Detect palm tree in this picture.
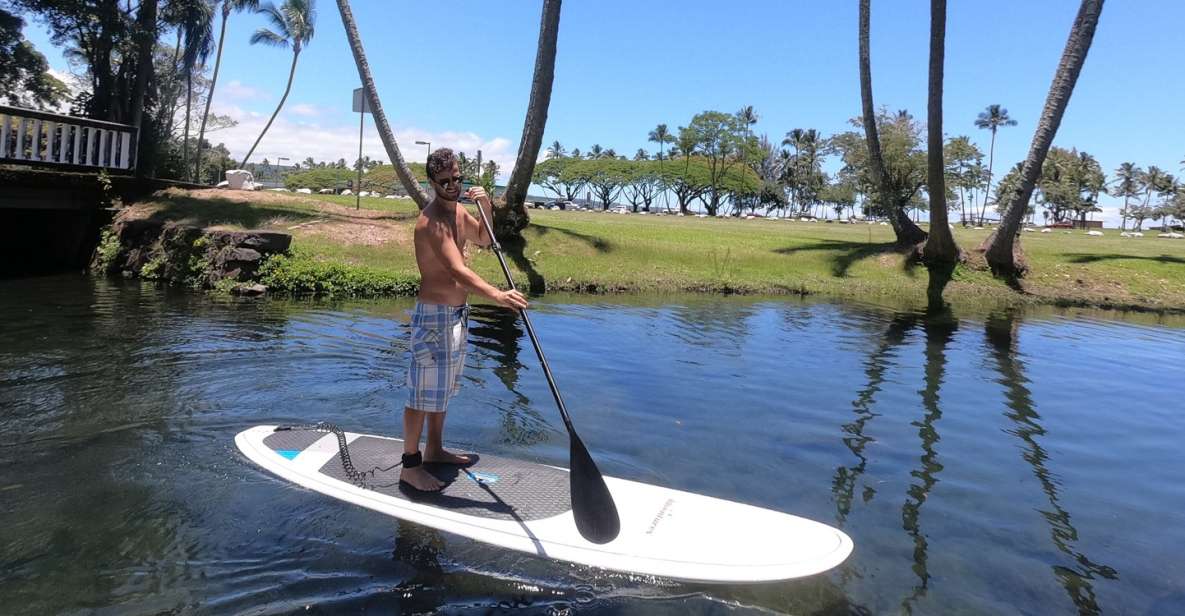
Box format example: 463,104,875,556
983,0,1104,276
240,0,316,168
923,0,958,299
129,0,159,177
175,0,215,179
973,104,1018,225
546,140,566,159
334,0,429,208
502,0,563,238
588,144,604,159
194,0,260,183
1138,166,1166,231
858,0,927,246
1111,162,1141,231
649,124,674,211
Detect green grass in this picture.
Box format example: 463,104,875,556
122,190,1185,311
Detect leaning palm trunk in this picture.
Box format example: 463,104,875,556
982,0,1104,276
241,48,300,168
501,0,563,239
194,7,230,184
335,0,429,208
858,0,927,247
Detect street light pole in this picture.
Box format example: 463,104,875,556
415,140,431,160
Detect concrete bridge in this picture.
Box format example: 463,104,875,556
1,105,142,276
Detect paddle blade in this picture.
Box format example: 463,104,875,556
569,434,620,544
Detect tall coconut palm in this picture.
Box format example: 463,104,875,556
587,144,604,159
648,124,673,161
503,0,563,237
858,0,927,246
983,0,1104,276
334,0,428,208
973,104,1018,225
546,140,566,159
649,124,674,210
194,0,260,183
1111,162,1140,231
176,0,215,178
240,0,316,168
923,0,958,293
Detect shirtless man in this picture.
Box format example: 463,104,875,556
401,148,529,491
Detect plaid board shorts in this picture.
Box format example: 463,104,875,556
406,302,470,412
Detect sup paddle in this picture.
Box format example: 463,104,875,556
468,194,621,544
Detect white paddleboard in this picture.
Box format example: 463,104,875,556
235,425,853,583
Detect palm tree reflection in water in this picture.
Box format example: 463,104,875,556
467,305,553,447
986,312,1117,616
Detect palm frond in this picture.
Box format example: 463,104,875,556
255,2,290,38
250,28,289,48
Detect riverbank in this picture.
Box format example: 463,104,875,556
106,188,1185,312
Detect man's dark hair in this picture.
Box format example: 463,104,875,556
427,148,457,181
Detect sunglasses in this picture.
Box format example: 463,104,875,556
434,175,464,188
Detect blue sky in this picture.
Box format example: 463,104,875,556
21,0,1185,223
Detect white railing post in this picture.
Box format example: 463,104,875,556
119,131,132,170
44,120,55,160
29,119,42,161
73,124,84,165
58,124,69,164
15,117,27,160
0,114,9,159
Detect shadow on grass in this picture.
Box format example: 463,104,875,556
531,224,613,253
142,194,322,228
499,237,547,295
1063,253,1185,265
773,239,897,277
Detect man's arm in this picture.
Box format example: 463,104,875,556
463,188,495,248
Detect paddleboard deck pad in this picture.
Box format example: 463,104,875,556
236,424,853,583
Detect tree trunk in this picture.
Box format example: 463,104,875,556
979,130,997,225
858,0,927,247
241,49,300,167
163,30,183,141
194,6,230,184
923,0,958,265
501,0,563,239
129,0,158,178
335,0,431,208
183,72,192,174
982,0,1104,276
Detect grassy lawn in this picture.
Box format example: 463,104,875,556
121,189,1185,311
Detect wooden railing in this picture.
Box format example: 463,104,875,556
0,105,138,172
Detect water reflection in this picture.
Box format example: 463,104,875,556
985,312,1119,616
466,305,552,447
899,310,956,613
3,275,1182,614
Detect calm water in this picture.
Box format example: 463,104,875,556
1,275,1184,615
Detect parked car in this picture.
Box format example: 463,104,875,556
544,200,570,210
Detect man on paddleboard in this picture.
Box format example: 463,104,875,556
402,148,528,491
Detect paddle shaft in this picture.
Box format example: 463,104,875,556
469,199,576,435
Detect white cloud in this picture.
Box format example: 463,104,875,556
289,103,322,117
208,101,518,180
219,80,270,102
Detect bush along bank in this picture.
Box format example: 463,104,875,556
92,218,292,295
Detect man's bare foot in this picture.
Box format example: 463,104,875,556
399,465,443,492
423,447,473,465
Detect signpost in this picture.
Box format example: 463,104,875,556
352,87,372,210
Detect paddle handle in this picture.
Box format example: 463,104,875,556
470,198,577,435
